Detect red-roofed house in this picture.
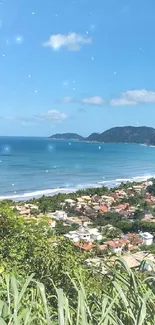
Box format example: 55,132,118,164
125,233,143,246
104,238,129,254
113,203,130,213
99,244,107,251
119,210,131,217
99,204,108,213
74,242,94,251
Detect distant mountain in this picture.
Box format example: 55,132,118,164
86,133,101,142
91,126,155,144
49,126,155,144
148,135,155,146
49,133,84,141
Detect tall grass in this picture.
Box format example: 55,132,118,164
0,258,154,324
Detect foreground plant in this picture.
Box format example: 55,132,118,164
0,258,154,324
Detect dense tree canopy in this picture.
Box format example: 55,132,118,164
0,202,101,301
0,187,155,324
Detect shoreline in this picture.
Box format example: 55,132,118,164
0,174,153,202
49,139,155,147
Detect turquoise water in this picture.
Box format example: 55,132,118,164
0,136,155,200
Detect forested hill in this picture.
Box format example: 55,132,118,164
148,134,155,146
49,126,155,144
87,126,155,143
49,133,84,140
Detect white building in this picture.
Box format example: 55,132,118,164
64,231,80,243
64,199,76,206
107,242,122,254
66,216,91,227
64,226,102,243
53,210,67,220
140,232,154,246
77,227,91,241
111,246,122,254
64,228,90,242
88,228,102,241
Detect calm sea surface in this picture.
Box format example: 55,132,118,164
0,137,155,200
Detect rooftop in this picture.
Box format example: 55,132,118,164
140,232,154,239
105,239,129,248
74,242,94,251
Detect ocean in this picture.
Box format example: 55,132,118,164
0,136,155,201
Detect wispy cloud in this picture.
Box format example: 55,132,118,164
36,110,68,121
60,89,155,108
110,98,136,106
1,110,68,126
110,89,155,106
43,33,92,51
81,96,104,105
60,96,104,105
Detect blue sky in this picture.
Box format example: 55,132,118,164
0,0,155,136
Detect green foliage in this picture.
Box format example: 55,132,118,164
1,181,155,324
30,187,109,213
30,208,39,216
0,259,155,324
0,205,53,275
86,125,155,143
75,186,109,196
0,203,92,300
92,212,122,227
101,225,123,239
133,209,144,220
115,220,155,233
139,243,155,253
117,193,148,208
54,221,71,235
92,210,155,234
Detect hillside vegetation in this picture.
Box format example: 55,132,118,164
49,133,84,140
0,199,155,324
0,261,155,324
50,126,155,144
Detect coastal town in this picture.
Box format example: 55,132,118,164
11,179,155,272
1,0,155,320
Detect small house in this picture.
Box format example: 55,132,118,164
105,240,123,254
74,242,94,251
88,228,102,241
140,232,154,246
53,210,67,220
105,238,130,254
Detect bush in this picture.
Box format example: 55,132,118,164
0,258,155,324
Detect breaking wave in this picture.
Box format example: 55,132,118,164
0,174,154,201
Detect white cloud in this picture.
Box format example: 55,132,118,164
110,89,155,106
110,98,136,106
43,33,92,51
1,110,68,125
125,89,155,103
82,96,104,105
37,110,68,121
60,89,155,108
60,96,104,105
